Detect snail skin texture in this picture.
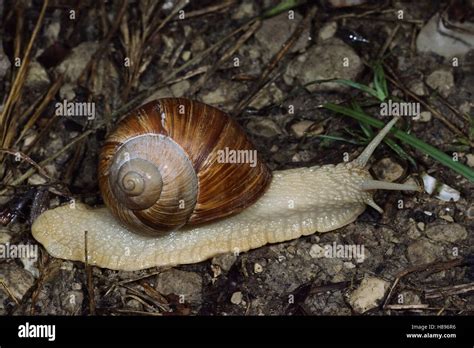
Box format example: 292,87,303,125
32,98,419,271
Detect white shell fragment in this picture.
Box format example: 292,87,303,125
421,173,460,202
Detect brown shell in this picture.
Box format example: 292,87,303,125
99,98,272,235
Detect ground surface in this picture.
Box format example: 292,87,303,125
0,0,472,315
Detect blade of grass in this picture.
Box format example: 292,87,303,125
352,101,374,138
324,102,474,182
372,62,388,101
262,0,306,18
331,79,380,100
383,137,417,167
315,134,362,145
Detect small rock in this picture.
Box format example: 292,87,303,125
0,232,11,244
248,82,283,110
230,291,243,305
255,12,310,60
467,206,474,219
439,214,454,222
284,38,363,93
413,111,432,122
25,61,50,92
319,21,338,40
28,173,48,185
426,69,454,98
181,50,191,61
425,223,467,243
416,14,474,59
200,79,245,106
56,41,99,83
459,102,471,115
348,276,390,314
231,2,256,20
254,263,263,273
417,222,425,231
44,19,61,46
156,269,202,303
291,120,313,138
407,238,442,265
309,244,325,258
343,261,356,269
246,118,282,138
408,81,427,96
191,36,206,53
60,290,83,314
466,154,474,168
372,158,404,182
291,153,301,162
59,83,76,100
126,298,143,311
170,80,190,97
212,253,237,272
291,120,323,138
398,290,422,305
0,264,35,311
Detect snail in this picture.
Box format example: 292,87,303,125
32,98,419,271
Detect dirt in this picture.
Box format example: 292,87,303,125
0,0,472,316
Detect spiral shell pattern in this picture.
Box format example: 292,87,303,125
99,98,272,235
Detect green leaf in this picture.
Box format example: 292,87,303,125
324,102,474,182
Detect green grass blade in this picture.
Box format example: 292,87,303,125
262,0,306,18
315,134,362,145
372,62,388,101
383,137,417,167
324,102,474,182
331,79,380,99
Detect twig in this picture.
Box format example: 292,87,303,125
0,0,49,148
0,148,53,181
114,309,163,316
177,0,235,20
425,282,474,299
383,63,469,142
385,304,429,310
233,6,317,115
112,17,261,119
78,0,128,85
383,258,468,309
14,74,65,147
377,23,400,59
0,280,21,306
188,19,262,95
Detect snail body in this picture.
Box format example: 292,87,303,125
32,98,418,271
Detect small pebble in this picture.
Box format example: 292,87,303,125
230,291,243,305
439,214,454,222
254,263,263,273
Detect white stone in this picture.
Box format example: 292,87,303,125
348,276,390,313
231,291,243,305
309,244,325,258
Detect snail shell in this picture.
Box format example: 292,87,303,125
99,98,272,235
